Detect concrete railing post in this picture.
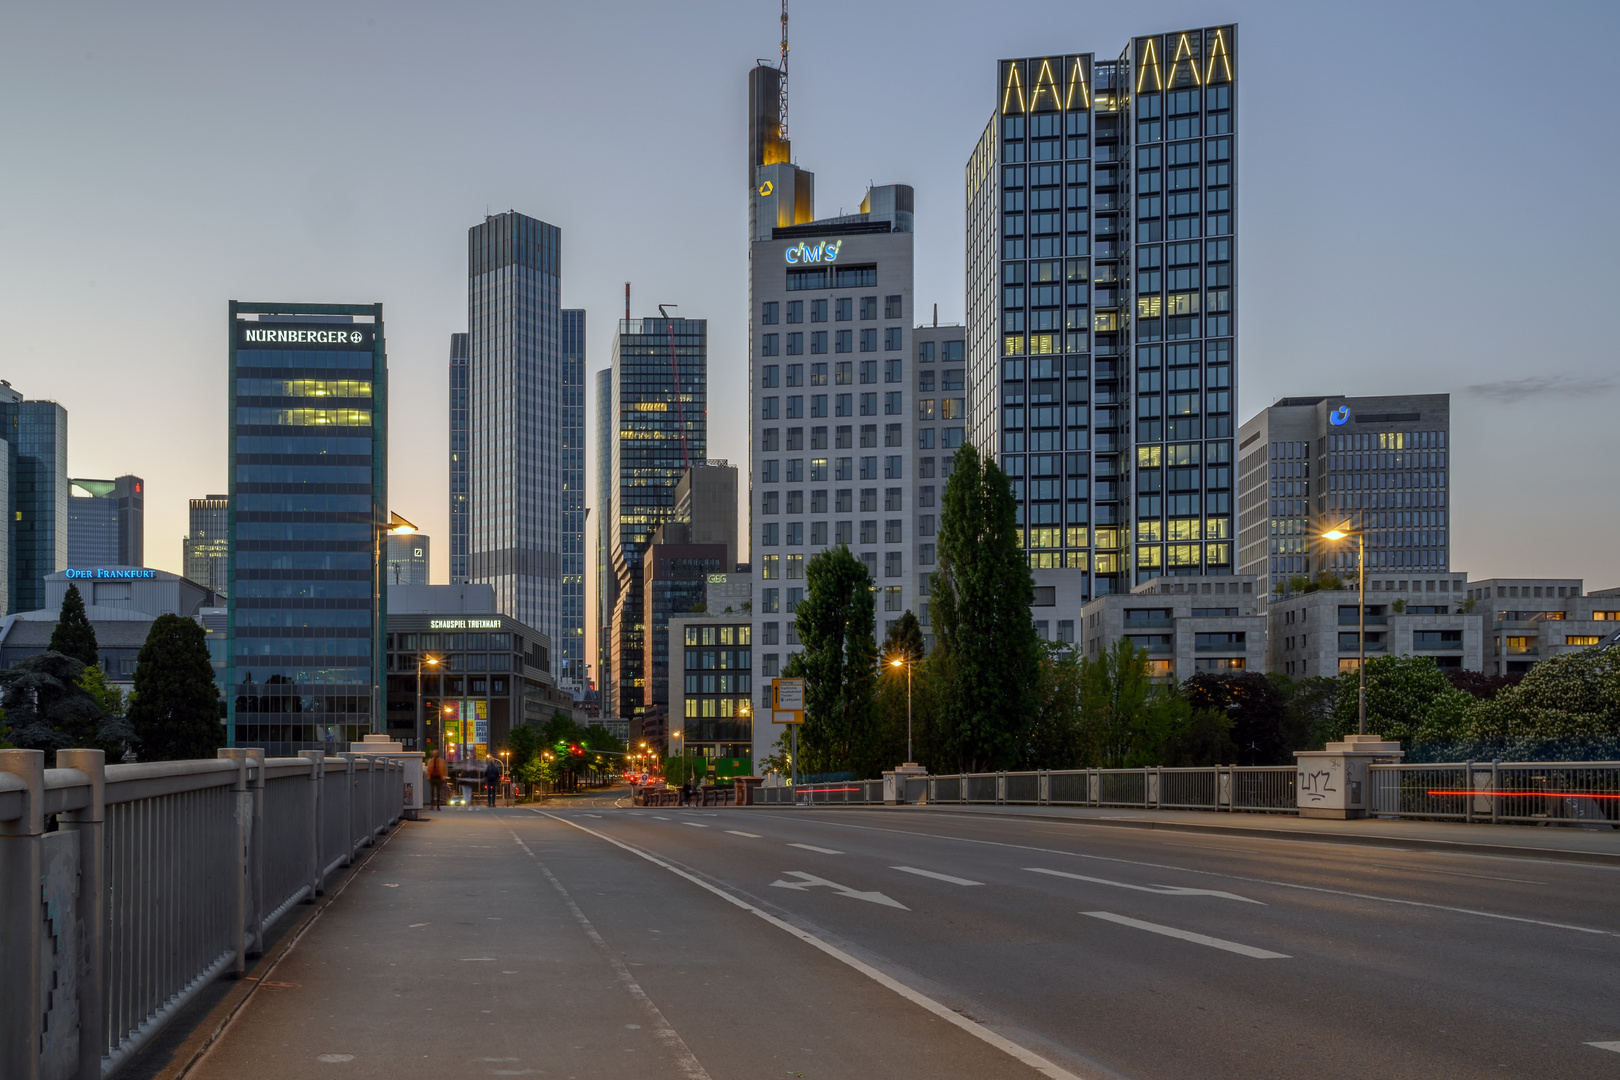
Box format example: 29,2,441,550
299,751,325,895
341,754,357,863
0,749,46,1080
246,749,266,955
56,750,106,1080
218,748,252,976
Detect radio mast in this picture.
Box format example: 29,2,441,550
778,0,789,143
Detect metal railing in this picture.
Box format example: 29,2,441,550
0,747,405,1080
1369,761,1620,825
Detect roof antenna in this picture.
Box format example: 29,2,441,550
933,303,938,327
778,0,789,142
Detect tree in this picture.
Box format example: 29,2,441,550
932,443,1041,771
1080,638,1160,767
48,583,99,667
126,614,223,761
1027,640,1095,768
1327,654,1472,745
1184,672,1301,765
793,546,879,777
1464,647,1620,758
0,651,132,762
78,663,127,721
875,612,926,766
1270,673,1341,751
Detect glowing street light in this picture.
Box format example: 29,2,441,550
1320,522,1367,735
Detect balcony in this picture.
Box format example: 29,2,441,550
1339,614,1388,626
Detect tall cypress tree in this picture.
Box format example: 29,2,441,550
794,545,878,777
932,443,1040,771
48,583,100,667
127,614,223,761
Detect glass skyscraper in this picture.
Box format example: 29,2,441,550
0,380,68,615
595,365,613,703
559,309,587,691
67,475,143,567
184,494,230,596
967,26,1238,610
226,302,388,754
448,332,469,585
607,316,707,721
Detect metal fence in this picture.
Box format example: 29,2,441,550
1369,761,1620,825
0,747,405,1080
784,766,1299,812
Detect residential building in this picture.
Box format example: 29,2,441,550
67,475,143,568
226,303,387,755
386,530,430,586
910,322,968,649
1267,572,1479,678
183,494,230,598
1237,394,1451,600
966,29,1240,639
1464,578,1620,675
748,59,918,712
559,309,587,694
607,315,708,725
1080,574,1264,680
1,379,69,616
668,613,755,763
448,333,469,584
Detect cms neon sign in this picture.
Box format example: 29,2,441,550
784,240,842,265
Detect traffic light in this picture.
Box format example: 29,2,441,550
569,744,584,757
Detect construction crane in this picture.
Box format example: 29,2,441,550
657,304,689,472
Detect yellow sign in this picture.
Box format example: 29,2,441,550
771,678,805,725
758,180,774,197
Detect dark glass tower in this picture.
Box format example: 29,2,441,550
0,381,68,615
607,316,707,721
226,302,387,755
184,494,230,596
448,332,469,585
967,26,1238,604
559,309,587,692
68,475,143,567
595,365,613,705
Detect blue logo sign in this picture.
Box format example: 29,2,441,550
1329,406,1350,426
65,568,157,580
785,240,842,265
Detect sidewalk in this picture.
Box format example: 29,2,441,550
784,802,1620,865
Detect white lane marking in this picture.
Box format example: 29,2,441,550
458,957,496,961
1369,863,1544,885
1587,1041,1620,1053
892,866,984,886
585,813,604,818
770,870,909,909
1081,911,1290,959
507,828,712,1080
1027,867,1262,904
788,842,844,854
806,819,1620,939
652,816,670,820
538,812,1101,1080
726,830,762,838
682,822,710,828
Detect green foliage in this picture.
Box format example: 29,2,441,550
126,614,223,761
1026,641,1097,768
1076,639,1231,767
932,443,1040,771
48,583,99,667
1184,672,1307,765
875,612,926,765
506,723,541,775
0,651,133,762
1328,654,1472,744
78,664,127,719
794,545,879,776
1267,673,1341,751
1464,647,1620,752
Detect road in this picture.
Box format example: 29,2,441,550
190,797,1620,1080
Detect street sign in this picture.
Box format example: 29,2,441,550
772,678,805,725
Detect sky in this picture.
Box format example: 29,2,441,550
3,0,1618,634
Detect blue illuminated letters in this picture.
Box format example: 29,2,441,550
784,240,843,265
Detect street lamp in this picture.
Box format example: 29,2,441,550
415,654,441,756
1321,524,1367,736
887,654,915,764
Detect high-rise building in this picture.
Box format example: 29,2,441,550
966,28,1239,626
448,332,469,584
0,379,69,615
909,322,968,648
183,494,230,597
595,365,613,702
607,316,708,722
747,59,919,702
464,212,583,698
226,303,388,755
559,309,587,693
68,475,143,567
674,461,739,570
1236,393,1451,599
386,530,430,585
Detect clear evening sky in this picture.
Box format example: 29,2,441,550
3,1,1616,618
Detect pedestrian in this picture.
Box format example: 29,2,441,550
427,754,448,811
680,779,693,807
484,757,501,808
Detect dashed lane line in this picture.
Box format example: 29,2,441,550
788,842,844,855
726,830,762,838
892,866,984,886
1080,911,1290,960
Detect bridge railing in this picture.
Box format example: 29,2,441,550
0,747,404,1080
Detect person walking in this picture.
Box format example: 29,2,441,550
484,757,501,808
680,779,693,807
427,753,448,811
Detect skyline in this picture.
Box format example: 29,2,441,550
4,0,1618,604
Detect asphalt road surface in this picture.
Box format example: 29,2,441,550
190,799,1620,1080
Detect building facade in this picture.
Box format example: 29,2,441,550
607,316,708,723
668,613,755,763
1237,394,1451,600
641,524,728,734
226,303,388,755
386,531,430,585
1267,572,1479,678
595,365,613,703
184,494,230,598
67,475,143,568
1080,574,1264,679
1464,578,1620,676
448,332,469,584
1,380,69,616
909,323,968,648
966,28,1240,629
559,309,587,693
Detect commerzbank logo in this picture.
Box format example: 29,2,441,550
784,240,842,265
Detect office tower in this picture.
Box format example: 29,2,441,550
183,494,230,597
0,379,69,615
448,332,469,584
465,212,582,695
1237,393,1451,599
674,461,739,570
386,530,430,585
607,315,708,722
559,309,587,692
68,475,144,567
641,523,728,744
595,365,613,704
226,302,387,755
909,322,967,646
966,27,1239,620
748,58,919,699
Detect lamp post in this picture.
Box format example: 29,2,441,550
888,655,914,763
1321,525,1367,736
415,654,441,755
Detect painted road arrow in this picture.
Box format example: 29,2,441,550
770,871,910,909
1026,867,1263,904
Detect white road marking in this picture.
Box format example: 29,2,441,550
539,812,1099,1080
682,822,710,828
892,866,984,886
726,830,762,838
1081,911,1290,959
770,871,909,909
652,816,670,821
457,957,497,961
1027,867,1262,904
1588,1042,1620,1053
585,813,604,818
788,842,844,854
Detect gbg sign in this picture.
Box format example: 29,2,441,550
784,240,843,265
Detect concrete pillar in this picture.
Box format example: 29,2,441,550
56,750,106,1080
0,749,46,1080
